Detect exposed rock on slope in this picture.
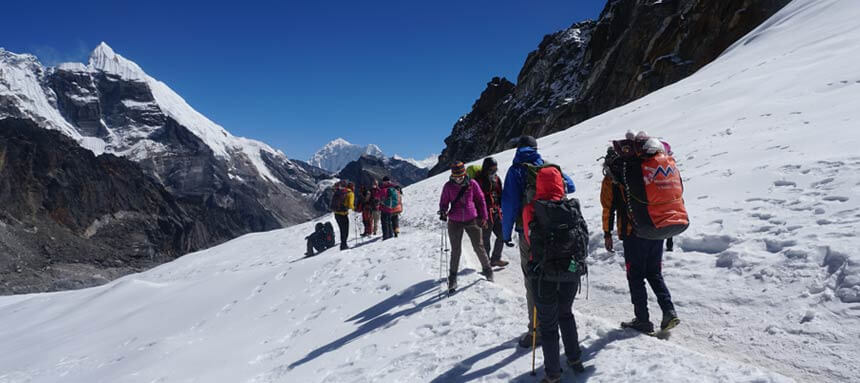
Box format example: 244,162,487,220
430,0,790,175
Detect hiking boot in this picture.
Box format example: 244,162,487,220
567,358,585,373
518,332,541,348
661,310,680,331
621,318,654,334
480,268,494,282
340,244,349,251
491,259,509,267
539,374,561,383
447,279,458,294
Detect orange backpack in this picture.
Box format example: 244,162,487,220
613,140,689,240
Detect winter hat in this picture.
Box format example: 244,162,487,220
635,131,650,142
625,130,636,140
382,176,390,182
643,138,665,155
450,162,466,177
517,135,538,149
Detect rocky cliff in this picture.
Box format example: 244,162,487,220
430,0,790,175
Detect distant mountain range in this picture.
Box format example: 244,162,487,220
309,138,436,173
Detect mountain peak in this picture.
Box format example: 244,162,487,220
88,42,145,81
310,139,386,173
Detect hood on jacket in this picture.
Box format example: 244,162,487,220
512,146,543,166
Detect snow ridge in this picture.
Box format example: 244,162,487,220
309,138,386,172
1,42,289,183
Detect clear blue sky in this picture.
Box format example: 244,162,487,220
2,0,606,160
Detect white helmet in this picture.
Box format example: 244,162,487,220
635,131,650,142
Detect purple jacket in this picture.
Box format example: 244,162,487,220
439,179,488,223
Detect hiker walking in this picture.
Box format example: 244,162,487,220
476,157,509,267
601,131,685,334
377,176,401,240
524,163,587,382
501,135,576,348
439,162,494,292
331,180,355,250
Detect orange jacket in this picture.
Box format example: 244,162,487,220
600,175,633,240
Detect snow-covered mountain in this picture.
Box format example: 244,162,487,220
308,138,384,172
1,0,858,381
0,43,331,292
393,153,438,170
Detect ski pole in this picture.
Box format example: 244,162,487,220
531,309,538,376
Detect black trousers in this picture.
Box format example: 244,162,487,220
623,236,675,321
482,212,504,262
381,211,393,239
532,278,582,376
334,214,349,249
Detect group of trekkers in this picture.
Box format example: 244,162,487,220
305,176,404,257
305,130,688,382
438,132,688,383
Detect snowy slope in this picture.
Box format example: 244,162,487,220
2,0,860,382
309,138,385,172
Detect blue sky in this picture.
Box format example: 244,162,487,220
2,0,605,160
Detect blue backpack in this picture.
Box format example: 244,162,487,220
384,186,399,209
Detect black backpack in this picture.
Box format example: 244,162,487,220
528,197,589,282
324,222,336,247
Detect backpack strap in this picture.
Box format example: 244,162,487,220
449,179,471,210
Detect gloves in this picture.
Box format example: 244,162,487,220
439,211,447,222
480,219,488,228
604,232,615,253
505,241,515,248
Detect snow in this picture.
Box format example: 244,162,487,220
2,0,860,381
393,153,438,169
309,138,386,172
0,49,82,139
88,42,146,82
2,42,291,184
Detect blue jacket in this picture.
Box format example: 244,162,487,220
501,147,575,241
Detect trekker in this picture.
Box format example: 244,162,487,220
369,180,381,235
391,184,404,237
476,157,508,267
331,180,355,250
358,184,375,237
525,164,587,382
305,222,335,257
377,176,401,240
601,131,682,334
501,135,576,348
439,162,494,292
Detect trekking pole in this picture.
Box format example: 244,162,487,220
439,222,445,295
531,309,538,376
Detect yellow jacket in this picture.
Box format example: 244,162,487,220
333,189,355,216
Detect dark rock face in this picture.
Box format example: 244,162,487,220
430,0,790,175
0,118,194,294
337,155,428,188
